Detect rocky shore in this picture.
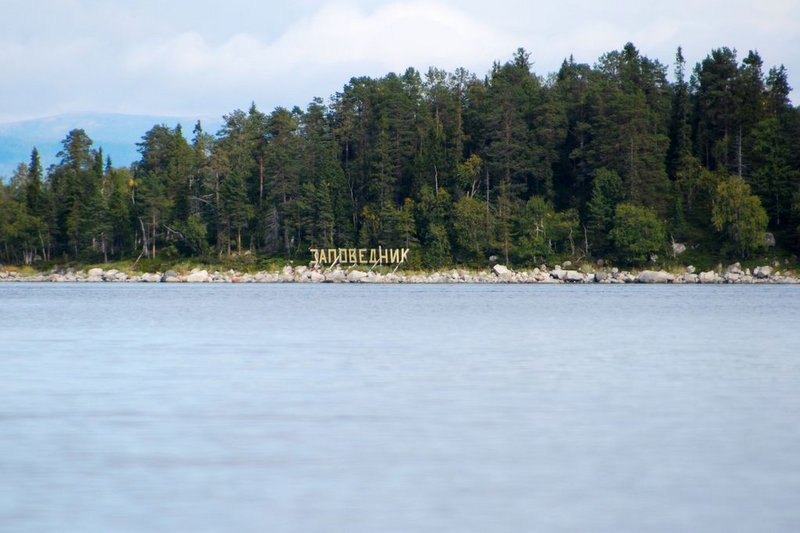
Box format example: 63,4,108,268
1,262,797,284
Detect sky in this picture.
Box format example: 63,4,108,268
1,0,798,123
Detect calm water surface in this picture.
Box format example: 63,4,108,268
1,283,799,532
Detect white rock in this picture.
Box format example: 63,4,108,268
699,271,718,284
88,268,103,277
347,270,367,282
492,264,511,277
726,262,743,274
325,269,347,283
637,270,674,283
754,266,772,279
186,270,210,283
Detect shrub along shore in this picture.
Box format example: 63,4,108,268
1,262,797,284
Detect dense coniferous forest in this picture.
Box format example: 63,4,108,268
1,44,798,268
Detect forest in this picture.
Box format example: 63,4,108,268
1,43,798,269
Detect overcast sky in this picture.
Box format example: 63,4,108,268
1,0,798,123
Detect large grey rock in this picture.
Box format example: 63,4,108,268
672,242,687,255
594,272,608,282
282,265,294,277
163,270,180,282
764,232,776,247
309,271,325,283
325,269,347,283
492,264,512,277
699,271,718,284
88,267,103,277
725,272,741,283
682,273,699,284
186,270,210,283
726,262,743,274
563,270,584,283
102,269,119,281
637,270,674,283
140,272,161,282
347,270,367,282
754,266,772,279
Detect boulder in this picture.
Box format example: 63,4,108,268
699,271,718,284
636,270,674,283
725,272,741,283
726,262,743,274
563,270,584,283
686,265,696,274
325,269,347,283
672,242,687,255
140,272,161,282
594,272,608,283
754,266,772,279
347,270,367,282
682,273,699,284
101,269,119,281
186,270,210,283
88,267,103,277
492,264,512,277
550,268,567,281
764,232,776,247
163,270,180,282
309,271,325,283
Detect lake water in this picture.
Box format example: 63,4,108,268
1,283,799,532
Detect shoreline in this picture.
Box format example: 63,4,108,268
1,263,797,284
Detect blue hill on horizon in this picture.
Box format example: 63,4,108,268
0,112,222,179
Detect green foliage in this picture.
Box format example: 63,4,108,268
1,44,798,268
711,175,769,257
515,196,579,264
586,168,624,254
452,196,490,260
610,203,667,263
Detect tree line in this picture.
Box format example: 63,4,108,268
1,43,798,268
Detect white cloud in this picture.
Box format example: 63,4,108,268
0,0,798,122
121,2,514,86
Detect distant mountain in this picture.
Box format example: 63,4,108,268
0,112,221,178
